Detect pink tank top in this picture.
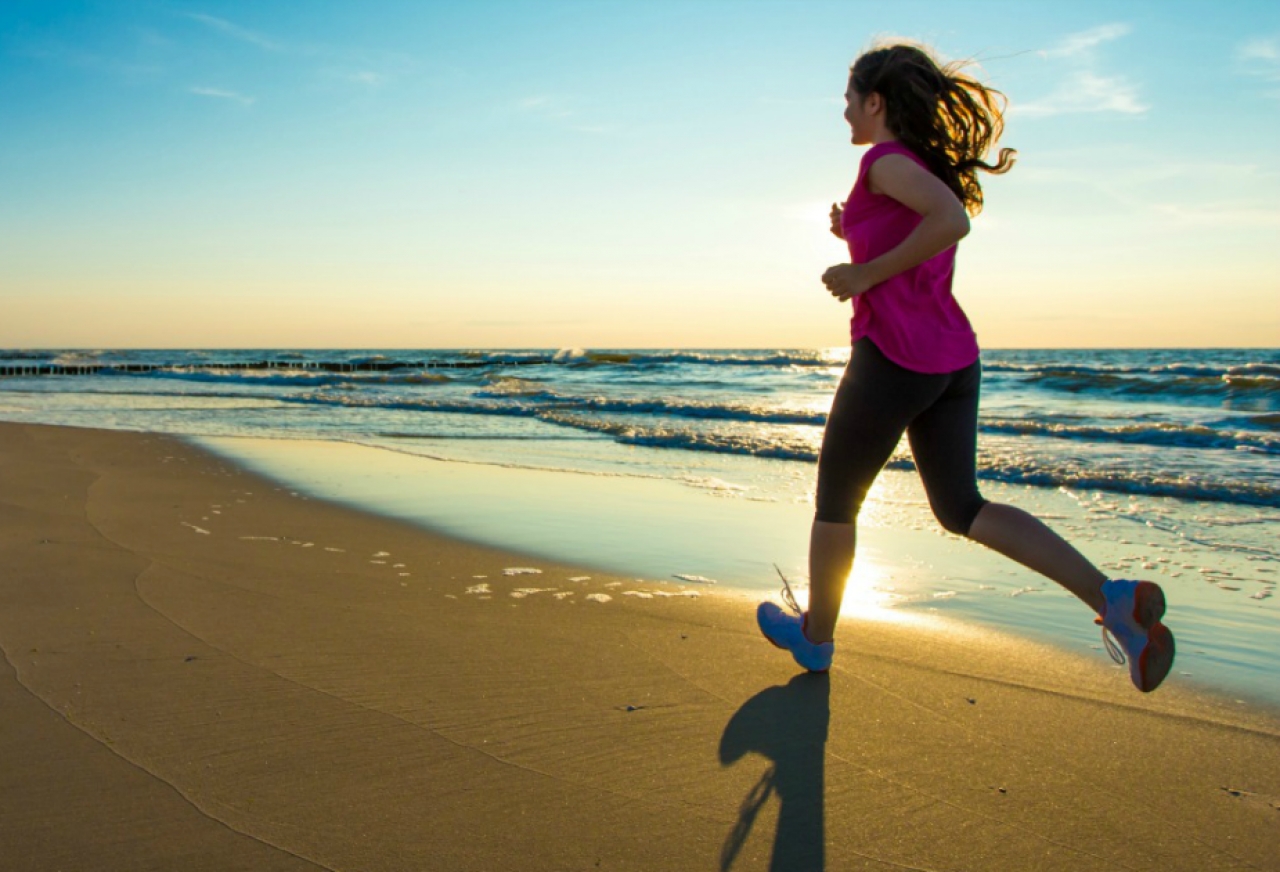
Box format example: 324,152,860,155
840,140,980,374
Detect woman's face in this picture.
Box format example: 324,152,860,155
843,84,880,145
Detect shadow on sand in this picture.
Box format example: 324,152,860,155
719,672,830,871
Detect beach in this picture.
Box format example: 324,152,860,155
2,420,1278,871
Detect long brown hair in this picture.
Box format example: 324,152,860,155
850,42,1015,215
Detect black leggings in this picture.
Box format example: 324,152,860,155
814,338,987,534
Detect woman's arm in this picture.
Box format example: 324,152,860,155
823,154,970,302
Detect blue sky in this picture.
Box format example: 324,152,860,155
2,0,1278,348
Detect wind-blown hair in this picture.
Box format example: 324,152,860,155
850,42,1016,215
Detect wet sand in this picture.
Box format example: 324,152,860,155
2,422,1277,871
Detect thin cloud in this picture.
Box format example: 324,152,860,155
1238,37,1279,62
189,86,255,105
1020,24,1146,118
1152,202,1280,228
349,71,385,86
517,95,573,119
185,12,282,51
1237,36,1280,92
1039,23,1131,59
1017,71,1147,117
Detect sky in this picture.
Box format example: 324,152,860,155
2,0,1278,349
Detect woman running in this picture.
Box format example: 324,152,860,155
757,42,1175,693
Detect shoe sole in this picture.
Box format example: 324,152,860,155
1133,582,1175,693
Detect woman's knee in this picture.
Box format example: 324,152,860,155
931,495,987,537
814,492,865,525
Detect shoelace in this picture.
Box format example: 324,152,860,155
1096,615,1126,665
773,564,802,615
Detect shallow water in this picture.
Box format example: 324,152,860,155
3,346,1277,705
197,434,1279,709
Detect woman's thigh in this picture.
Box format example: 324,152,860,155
815,340,948,523
906,359,986,534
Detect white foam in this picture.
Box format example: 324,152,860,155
373,551,391,557
503,567,543,576
324,547,345,552
181,522,211,535
239,535,279,541
567,575,591,582
553,591,575,599
622,590,653,599
510,587,556,598
933,591,957,599
465,583,491,595
586,593,612,603
672,574,717,585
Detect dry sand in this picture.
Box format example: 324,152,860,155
1,422,1277,871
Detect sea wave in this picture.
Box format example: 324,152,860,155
1021,369,1280,405
290,388,827,427
981,418,1280,454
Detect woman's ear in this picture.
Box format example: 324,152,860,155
864,91,884,118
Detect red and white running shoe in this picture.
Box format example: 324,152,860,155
1098,579,1176,693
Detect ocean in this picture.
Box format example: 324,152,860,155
2,347,1277,703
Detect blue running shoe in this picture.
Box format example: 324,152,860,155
756,567,833,673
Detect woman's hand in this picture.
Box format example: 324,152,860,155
829,202,845,240
822,263,874,302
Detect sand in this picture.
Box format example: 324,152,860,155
1,422,1277,872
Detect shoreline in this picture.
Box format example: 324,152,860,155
194,431,1280,709
2,421,1278,870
